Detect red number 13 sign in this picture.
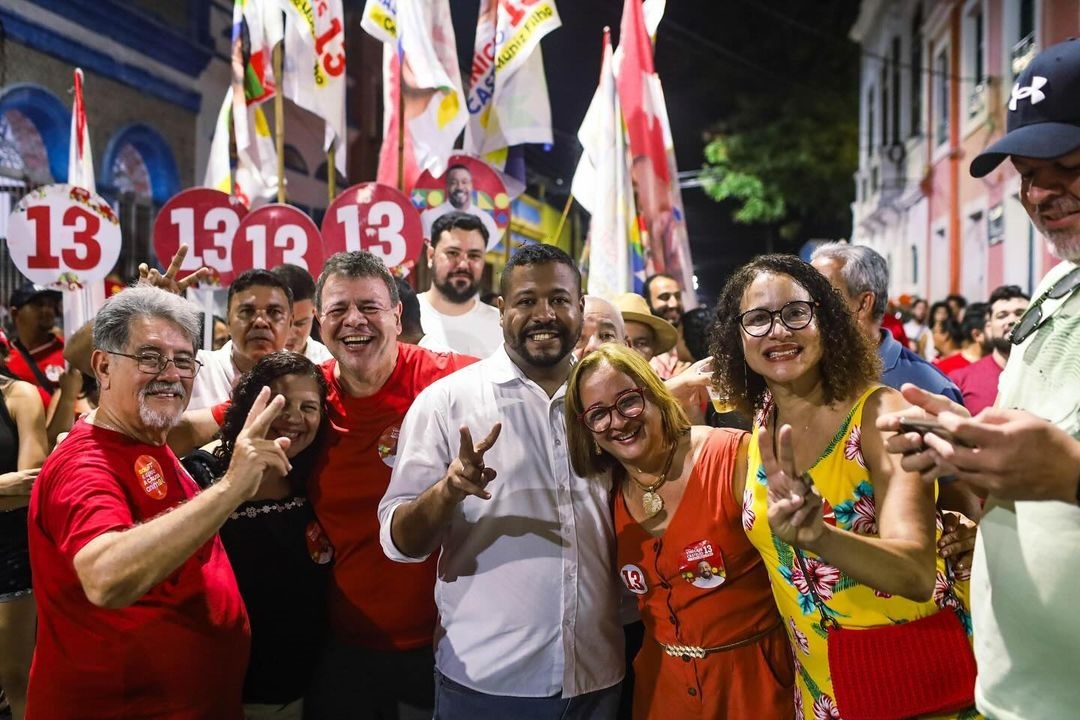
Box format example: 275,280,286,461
5,184,122,284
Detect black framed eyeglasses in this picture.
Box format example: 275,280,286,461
1009,266,1080,346
579,387,646,433
105,350,202,378
736,300,820,337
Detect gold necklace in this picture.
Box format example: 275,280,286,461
629,432,684,519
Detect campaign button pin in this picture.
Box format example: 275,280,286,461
135,455,168,500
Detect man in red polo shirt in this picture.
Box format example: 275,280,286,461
304,252,475,720
27,285,291,719
6,283,65,402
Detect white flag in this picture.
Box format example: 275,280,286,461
464,0,560,167
279,0,347,177
65,67,104,335
204,88,234,193
572,34,636,299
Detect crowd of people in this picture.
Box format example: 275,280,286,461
1,39,1079,720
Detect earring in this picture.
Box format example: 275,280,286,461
593,440,602,456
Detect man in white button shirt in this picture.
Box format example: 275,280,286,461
417,212,502,357
379,244,623,719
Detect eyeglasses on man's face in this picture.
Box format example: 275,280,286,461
105,350,202,379
736,300,819,337
579,387,646,433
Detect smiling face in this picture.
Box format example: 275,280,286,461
97,315,195,434
429,227,486,303
1014,147,1080,262
647,276,684,325
446,167,474,210
739,272,823,386
267,372,322,459
577,361,663,468
319,273,402,385
500,262,583,371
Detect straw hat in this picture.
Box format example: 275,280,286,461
613,293,678,354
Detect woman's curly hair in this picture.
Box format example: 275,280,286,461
215,351,328,494
708,254,881,417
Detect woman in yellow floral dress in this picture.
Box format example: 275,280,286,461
709,255,977,720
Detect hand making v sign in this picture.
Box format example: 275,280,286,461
443,423,502,502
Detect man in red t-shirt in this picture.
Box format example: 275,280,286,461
6,283,65,403
27,285,293,720
304,252,475,719
952,286,1030,415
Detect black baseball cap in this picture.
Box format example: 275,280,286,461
10,283,61,309
970,39,1080,178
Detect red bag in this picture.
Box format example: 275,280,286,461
794,550,976,720
826,607,976,720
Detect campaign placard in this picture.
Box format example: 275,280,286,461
5,184,122,284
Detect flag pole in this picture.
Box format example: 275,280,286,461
328,145,336,202
396,54,406,192
552,193,574,244
503,213,511,266
273,38,286,203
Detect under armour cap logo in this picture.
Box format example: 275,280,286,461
1009,76,1048,110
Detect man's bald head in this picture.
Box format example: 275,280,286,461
574,295,628,360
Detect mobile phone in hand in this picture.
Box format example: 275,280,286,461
897,417,959,444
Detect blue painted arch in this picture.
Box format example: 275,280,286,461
100,123,180,205
0,83,70,183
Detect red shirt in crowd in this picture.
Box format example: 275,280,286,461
27,420,250,720
934,352,973,376
310,344,475,650
7,335,64,404
950,354,1005,416
881,313,910,347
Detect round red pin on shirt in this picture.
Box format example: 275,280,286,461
135,455,168,500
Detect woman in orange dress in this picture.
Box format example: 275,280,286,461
566,344,794,720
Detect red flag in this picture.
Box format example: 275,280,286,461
68,68,95,192
616,0,669,186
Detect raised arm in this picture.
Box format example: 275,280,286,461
387,423,501,559
765,388,937,602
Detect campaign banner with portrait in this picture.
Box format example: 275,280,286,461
410,154,509,252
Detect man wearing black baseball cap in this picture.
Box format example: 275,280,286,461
880,39,1080,720
7,283,64,401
